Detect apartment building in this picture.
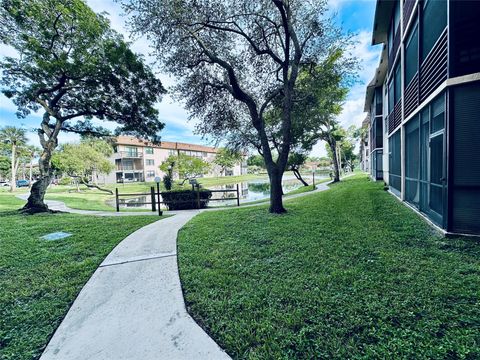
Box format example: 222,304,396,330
365,0,480,235
105,136,247,184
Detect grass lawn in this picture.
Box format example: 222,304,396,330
178,175,480,359
0,195,160,360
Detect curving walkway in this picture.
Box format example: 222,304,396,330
40,212,230,360
38,181,333,359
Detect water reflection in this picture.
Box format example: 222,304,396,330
113,175,326,209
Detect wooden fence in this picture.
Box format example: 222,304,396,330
115,184,240,215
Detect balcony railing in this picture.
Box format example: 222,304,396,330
116,151,143,158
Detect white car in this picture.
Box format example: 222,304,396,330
0,181,10,187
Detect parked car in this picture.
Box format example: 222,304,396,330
16,179,30,187
0,181,10,187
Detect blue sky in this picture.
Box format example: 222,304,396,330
0,0,382,157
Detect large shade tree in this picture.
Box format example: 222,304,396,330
123,0,353,213
0,0,165,212
0,126,28,191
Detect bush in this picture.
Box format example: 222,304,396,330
163,174,172,190
161,189,212,210
58,177,73,186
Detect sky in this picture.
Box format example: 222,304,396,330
0,0,383,157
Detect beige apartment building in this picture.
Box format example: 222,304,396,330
104,136,246,184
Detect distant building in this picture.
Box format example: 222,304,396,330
359,117,371,174
105,136,247,184
365,0,480,235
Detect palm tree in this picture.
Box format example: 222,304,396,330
0,126,28,191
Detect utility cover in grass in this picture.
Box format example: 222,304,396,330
41,232,73,241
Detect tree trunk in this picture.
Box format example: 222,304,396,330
22,149,52,213
80,178,113,194
329,140,340,182
10,143,16,192
268,167,286,214
292,168,309,186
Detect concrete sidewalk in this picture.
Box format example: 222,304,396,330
38,181,335,359
40,213,230,360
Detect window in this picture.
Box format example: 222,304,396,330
145,147,154,154
146,170,155,178
431,94,445,134
375,87,383,115
421,0,447,61
146,159,155,166
388,80,394,114
388,1,401,55
125,146,138,157
405,23,418,86
122,160,134,171
394,63,401,103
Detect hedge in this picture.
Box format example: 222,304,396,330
161,189,212,210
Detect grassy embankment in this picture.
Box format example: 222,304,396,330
178,175,480,359
0,193,160,360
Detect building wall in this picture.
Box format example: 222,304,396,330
366,0,480,234
105,138,246,184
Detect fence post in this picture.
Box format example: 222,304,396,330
115,188,119,212
236,184,240,207
313,172,315,188
157,182,163,216
196,185,201,209
151,186,156,212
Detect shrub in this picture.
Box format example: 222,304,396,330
163,174,172,190
161,189,212,210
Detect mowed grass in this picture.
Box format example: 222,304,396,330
178,175,480,359
0,195,160,360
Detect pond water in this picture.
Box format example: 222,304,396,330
113,175,327,209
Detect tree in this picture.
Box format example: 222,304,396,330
160,154,210,185
51,139,114,193
285,51,353,183
287,151,309,186
123,0,353,213
247,154,266,169
213,148,242,175
0,126,28,191
0,0,166,212
0,155,10,180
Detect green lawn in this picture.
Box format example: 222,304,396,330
178,175,480,359
0,196,160,360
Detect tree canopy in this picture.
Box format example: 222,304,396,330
160,153,210,185
52,138,114,193
213,148,242,175
123,0,356,213
0,0,166,211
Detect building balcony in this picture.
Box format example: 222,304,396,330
115,151,143,159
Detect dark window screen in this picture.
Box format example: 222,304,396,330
405,23,418,86
389,130,402,193
421,0,447,61
394,64,402,103
452,82,480,234
405,116,420,206
431,94,445,133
